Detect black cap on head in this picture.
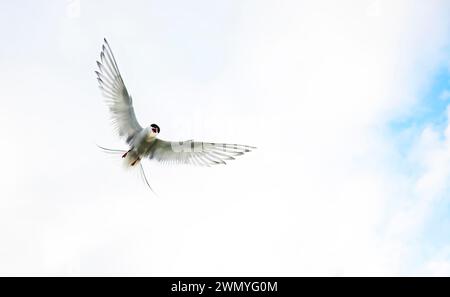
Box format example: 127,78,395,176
150,123,160,133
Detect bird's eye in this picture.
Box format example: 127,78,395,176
152,128,157,133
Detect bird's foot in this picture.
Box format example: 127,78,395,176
131,158,140,166
122,148,133,158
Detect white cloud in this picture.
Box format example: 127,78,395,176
423,249,450,276
0,0,449,275
383,106,450,259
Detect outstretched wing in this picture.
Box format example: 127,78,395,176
95,38,142,143
147,139,256,166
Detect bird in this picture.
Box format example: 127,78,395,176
95,38,256,191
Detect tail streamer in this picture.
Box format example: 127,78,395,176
139,163,157,195
97,144,156,194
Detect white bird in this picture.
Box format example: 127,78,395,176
95,39,255,191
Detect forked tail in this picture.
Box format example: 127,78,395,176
96,145,156,194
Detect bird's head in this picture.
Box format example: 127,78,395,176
148,123,160,138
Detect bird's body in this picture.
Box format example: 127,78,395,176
121,128,158,167
95,38,255,190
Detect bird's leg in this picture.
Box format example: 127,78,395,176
122,147,133,158
131,157,140,166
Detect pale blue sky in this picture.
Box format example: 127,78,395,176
389,65,450,273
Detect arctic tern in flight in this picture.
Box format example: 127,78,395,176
95,39,255,191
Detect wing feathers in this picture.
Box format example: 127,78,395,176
96,39,142,142
148,139,255,167
104,39,122,75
